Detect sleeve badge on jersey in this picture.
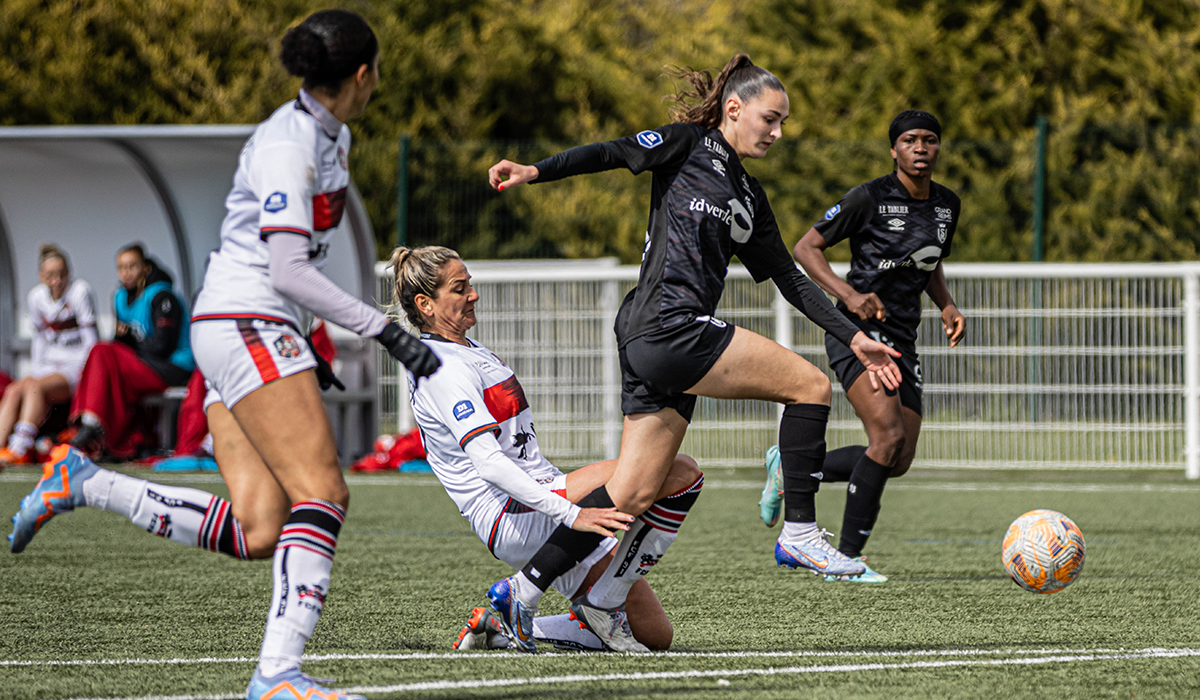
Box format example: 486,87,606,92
453,400,475,421
264,192,288,213
273,334,302,359
824,204,841,220
636,130,663,149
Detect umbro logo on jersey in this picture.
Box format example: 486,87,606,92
712,159,726,176
636,130,663,149
264,192,288,213
887,218,906,231
824,204,841,220
453,400,475,421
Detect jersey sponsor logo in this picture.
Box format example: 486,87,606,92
273,334,302,359
879,246,942,272
879,204,908,215
689,197,732,224
636,130,663,149
824,204,841,220
704,137,729,161
453,400,475,421
935,206,953,221
886,218,906,231
483,375,530,423
909,245,943,271
711,158,726,176
264,191,288,213
312,187,347,231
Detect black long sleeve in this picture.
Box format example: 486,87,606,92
138,290,181,360
531,124,698,183
773,266,861,348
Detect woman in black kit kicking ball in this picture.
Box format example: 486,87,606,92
482,54,903,652
760,110,966,583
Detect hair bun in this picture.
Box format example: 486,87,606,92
280,25,331,80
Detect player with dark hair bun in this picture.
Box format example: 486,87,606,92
8,10,435,700
483,54,902,651
758,109,965,583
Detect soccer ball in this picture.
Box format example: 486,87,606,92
1001,509,1085,594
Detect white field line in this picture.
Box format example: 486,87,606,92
49,647,1200,700
0,645,1150,668
5,472,1200,493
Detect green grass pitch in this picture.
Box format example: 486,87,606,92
1,467,1199,699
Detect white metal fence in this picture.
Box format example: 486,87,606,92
375,260,1200,477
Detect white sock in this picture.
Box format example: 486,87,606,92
780,520,819,543
513,571,544,608
586,475,703,610
532,613,603,650
8,421,37,456
258,500,345,678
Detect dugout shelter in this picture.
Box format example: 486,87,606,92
0,125,379,456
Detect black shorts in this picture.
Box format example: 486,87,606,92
825,332,924,416
618,315,736,422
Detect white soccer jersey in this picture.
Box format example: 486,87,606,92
410,335,566,524
193,89,352,330
27,279,97,382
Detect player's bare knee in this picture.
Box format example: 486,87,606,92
871,424,906,466
660,454,701,498
890,453,915,478
638,621,673,650
243,528,280,559
785,372,832,405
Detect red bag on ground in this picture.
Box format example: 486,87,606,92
350,427,425,472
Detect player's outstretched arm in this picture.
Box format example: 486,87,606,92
488,160,539,191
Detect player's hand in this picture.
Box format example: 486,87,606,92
849,331,902,391
845,291,886,322
376,321,441,381
570,507,635,538
488,160,539,191
114,322,130,337
942,304,966,348
306,335,344,391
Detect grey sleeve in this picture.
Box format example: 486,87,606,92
266,232,389,337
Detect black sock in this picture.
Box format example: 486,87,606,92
821,445,866,483
520,485,613,591
839,452,890,557
779,403,829,524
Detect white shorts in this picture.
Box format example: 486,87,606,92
29,358,85,390
470,474,617,599
191,317,316,410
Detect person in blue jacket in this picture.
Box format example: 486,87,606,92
68,243,194,458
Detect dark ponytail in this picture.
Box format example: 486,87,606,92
668,54,785,129
281,10,378,91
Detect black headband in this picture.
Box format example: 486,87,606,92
889,111,941,145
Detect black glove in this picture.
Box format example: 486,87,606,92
305,334,345,391
377,321,441,381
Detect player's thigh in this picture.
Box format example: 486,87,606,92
565,460,617,501
32,373,72,404
687,326,830,405
604,410,689,515
207,401,290,556
567,454,699,503
891,407,923,477
228,369,347,507
845,369,907,444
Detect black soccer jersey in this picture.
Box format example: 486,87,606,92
813,173,961,349
533,123,797,346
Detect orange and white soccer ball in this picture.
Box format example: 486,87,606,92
1001,509,1086,594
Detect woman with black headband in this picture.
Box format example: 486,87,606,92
484,54,902,651
759,109,966,583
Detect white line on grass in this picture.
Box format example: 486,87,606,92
42,647,1200,700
